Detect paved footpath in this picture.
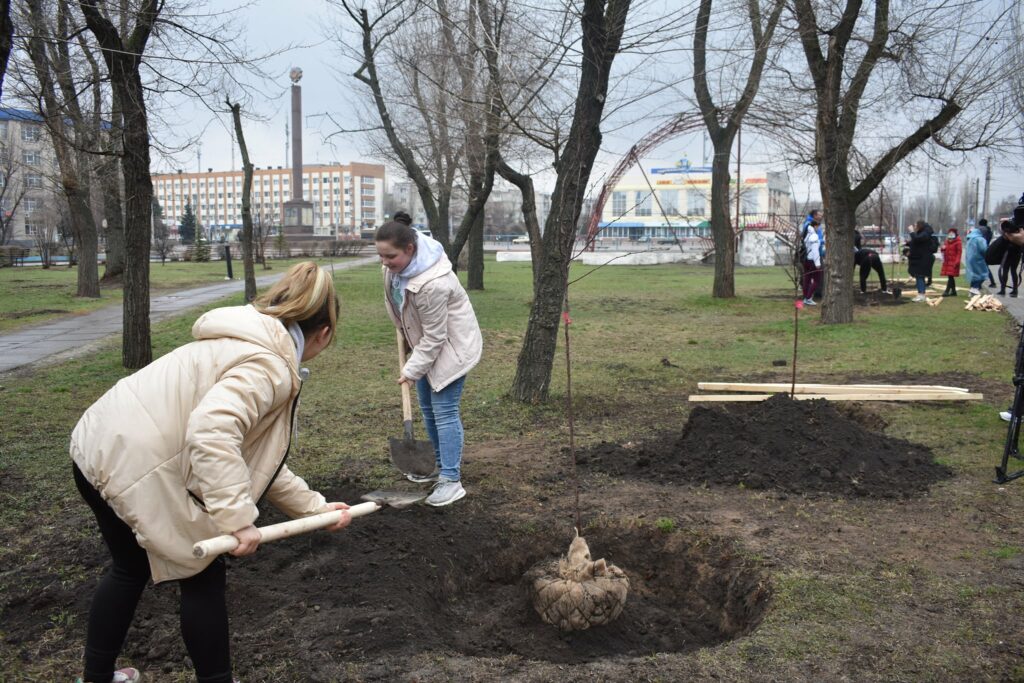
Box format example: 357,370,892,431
993,291,1024,325
0,256,377,373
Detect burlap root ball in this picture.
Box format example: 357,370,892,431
525,534,629,632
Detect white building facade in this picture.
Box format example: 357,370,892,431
153,161,385,240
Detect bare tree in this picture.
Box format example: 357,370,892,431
0,0,12,100
331,0,502,290
509,0,631,403
0,150,26,244
227,97,256,302
693,0,784,298
79,0,160,368
23,0,102,297
30,203,56,267
785,0,1016,324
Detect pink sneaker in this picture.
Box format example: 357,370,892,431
112,668,141,683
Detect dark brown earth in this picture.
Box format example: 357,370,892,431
578,395,952,498
1,482,770,680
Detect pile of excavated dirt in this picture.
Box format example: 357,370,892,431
579,395,952,498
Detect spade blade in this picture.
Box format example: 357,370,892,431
389,436,436,476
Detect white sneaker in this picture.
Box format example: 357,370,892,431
1001,411,1012,422
425,479,466,507
803,298,816,306
969,288,980,296
912,294,926,302
113,669,141,683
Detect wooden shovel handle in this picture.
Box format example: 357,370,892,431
397,328,414,426
192,501,380,559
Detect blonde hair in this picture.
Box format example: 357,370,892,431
253,261,339,344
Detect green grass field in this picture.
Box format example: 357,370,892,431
0,257,347,332
2,259,1023,680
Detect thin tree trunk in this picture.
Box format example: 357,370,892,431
81,0,158,369
0,0,12,100
100,155,125,281
229,101,257,302
25,0,100,297
510,0,631,403
496,154,542,289
709,138,736,297
468,206,484,290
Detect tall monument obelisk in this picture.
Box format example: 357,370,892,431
282,67,315,241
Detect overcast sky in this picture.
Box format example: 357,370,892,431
160,0,1023,218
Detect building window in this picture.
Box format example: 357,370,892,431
24,220,39,235
22,150,41,165
740,192,758,214
687,190,706,216
634,191,652,217
611,191,627,217
658,190,680,216
21,124,41,142
24,198,40,214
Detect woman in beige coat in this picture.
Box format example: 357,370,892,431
375,216,482,507
71,262,351,683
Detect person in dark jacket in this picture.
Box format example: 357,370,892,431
904,220,935,301
978,218,996,286
987,221,1024,297
853,230,887,293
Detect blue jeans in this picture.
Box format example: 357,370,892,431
415,375,466,481
915,276,926,294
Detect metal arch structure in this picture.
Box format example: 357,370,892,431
584,112,707,250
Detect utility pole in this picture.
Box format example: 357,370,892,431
898,177,905,240
974,178,980,223
735,125,741,231
982,156,992,219
285,117,289,169
197,142,202,173
924,160,930,222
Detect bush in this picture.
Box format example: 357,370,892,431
0,245,30,267
320,239,370,257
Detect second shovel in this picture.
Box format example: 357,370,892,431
389,329,437,476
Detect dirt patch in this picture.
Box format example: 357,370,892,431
1,491,770,678
578,395,951,498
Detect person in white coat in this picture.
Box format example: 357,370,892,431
375,217,483,506
71,262,352,683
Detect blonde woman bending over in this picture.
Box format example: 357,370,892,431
70,262,351,683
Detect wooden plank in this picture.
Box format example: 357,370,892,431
689,393,983,402
697,382,970,394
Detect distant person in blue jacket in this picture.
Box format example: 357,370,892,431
964,225,990,296
978,218,996,287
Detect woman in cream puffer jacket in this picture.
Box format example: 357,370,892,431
376,216,482,507
70,262,351,683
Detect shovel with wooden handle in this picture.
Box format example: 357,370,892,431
192,501,381,559
389,329,437,476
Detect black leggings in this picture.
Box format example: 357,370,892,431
999,251,1021,292
74,464,233,683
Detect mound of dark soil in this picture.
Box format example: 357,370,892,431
579,395,952,498
2,493,770,679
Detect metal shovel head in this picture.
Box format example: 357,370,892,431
389,436,436,476
361,489,427,509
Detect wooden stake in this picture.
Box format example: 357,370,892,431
689,392,983,402
697,382,970,394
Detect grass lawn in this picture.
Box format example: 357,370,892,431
0,257,352,332
2,259,1023,680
